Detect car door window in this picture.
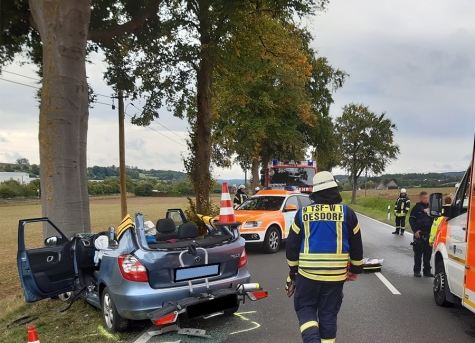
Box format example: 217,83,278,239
285,196,300,209
298,196,312,207
453,167,470,217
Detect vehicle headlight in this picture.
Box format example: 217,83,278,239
243,221,263,228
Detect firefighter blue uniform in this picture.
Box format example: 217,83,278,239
286,172,363,343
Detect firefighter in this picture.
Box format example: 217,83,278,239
429,194,453,246
234,184,248,209
392,188,411,235
409,191,434,277
286,171,363,343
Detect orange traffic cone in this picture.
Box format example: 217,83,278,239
27,325,40,343
219,182,237,224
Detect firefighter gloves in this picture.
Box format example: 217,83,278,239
286,271,297,297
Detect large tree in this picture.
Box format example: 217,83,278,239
335,103,400,204
212,16,345,187
1,0,162,236
132,0,328,214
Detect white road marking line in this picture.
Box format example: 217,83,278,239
133,328,154,343
356,213,414,236
374,272,401,295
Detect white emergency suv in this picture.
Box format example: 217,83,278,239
430,134,475,311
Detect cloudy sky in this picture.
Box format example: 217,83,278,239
1,0,475,179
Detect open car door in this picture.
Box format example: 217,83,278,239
17,218,75,303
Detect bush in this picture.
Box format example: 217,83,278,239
0,184,16,198
134,181,154,196
184,197,220,236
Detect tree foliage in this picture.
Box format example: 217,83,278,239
335,103,400,204
212,12,346,185
0,0,162,237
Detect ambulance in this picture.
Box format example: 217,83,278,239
430,134,475,311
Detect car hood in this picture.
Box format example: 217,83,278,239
233,210,281,223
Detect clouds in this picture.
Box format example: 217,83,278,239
308,0,475,174
1,1,474,179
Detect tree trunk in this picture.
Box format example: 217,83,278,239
351,175,358,204
30,0,91,238
194,51,212,214
251,158,260,189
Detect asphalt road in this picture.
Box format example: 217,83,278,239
132,214,475,343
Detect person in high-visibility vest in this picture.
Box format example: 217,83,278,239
392,188,411,235
429,194,453,246
286,171,363,343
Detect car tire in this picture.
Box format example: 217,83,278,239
102,287,129,332
58,292,72,302
263,226,281,254
223,306,239,316
433,261,454,307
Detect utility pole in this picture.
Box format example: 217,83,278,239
118,90,127,219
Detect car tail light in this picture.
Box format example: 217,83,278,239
238,249,248,268
153,312,178,326
118,254,148,282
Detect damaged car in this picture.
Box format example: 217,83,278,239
17,210,267,332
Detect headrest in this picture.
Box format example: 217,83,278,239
156,218,176,233
178,223,199,239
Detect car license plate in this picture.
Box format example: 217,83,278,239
174,263,220,282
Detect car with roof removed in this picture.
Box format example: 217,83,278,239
17,209,267,333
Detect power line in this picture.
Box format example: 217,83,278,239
129,103,185,141
125,111,187,147
2,70,40,81
0,78,40,89
0,74,187,148
1,70,114,98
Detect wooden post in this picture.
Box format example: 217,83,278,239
118,91,127,219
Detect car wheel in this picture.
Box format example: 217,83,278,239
58,292,72,302
433,261,453,307
102,287,129,332
223,306,239,316
263,226,281,254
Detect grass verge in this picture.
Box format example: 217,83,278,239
341,188,453,233
0,295,142,343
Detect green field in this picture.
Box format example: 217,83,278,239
341,187,455,231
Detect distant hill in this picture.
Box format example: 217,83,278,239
335,171,465,189
217,179,245,186
87,165,188,182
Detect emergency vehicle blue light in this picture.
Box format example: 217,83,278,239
272,159,279,165
308,159,314,166
284,186,297,191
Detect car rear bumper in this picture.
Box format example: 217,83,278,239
109,267,251,320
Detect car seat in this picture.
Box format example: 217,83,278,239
178,223,199,240
155,218,178,241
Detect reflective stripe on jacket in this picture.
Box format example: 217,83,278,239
286,203,363,282
394,196,411,216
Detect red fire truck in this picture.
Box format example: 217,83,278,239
260,159,317,194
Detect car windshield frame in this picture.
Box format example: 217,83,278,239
237,196,286,211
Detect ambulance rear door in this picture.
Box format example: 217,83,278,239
463,136,475,312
